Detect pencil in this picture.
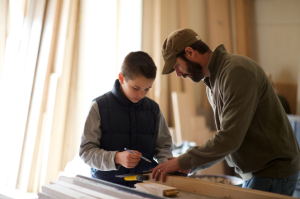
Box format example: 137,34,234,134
124,148,152,163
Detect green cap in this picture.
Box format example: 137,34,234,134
161,29,201,74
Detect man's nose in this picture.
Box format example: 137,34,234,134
175,67,182,77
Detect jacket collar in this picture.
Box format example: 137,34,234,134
111,79,144,107
203,44,228,87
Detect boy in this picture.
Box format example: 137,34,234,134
79,51,173,187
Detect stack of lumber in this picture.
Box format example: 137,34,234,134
39,180,118,199
38,175,165,199
38,174,295,199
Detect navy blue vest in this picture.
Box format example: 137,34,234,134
91,80,159,187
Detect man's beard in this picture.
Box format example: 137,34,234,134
184,58,204,82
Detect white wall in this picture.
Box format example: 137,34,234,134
252,0,300,83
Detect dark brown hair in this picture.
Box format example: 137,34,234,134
121,51,157,80
177,40,211,60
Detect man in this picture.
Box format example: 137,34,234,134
151,28,300,196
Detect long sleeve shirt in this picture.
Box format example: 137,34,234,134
178,45,300,181
79,101,173,171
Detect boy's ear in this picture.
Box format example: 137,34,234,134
118,72,124,84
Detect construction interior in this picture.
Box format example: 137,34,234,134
1,0,300,198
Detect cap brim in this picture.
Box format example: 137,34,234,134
162,57,176,74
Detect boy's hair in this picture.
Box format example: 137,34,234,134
177,40,212,60
121,51,157,80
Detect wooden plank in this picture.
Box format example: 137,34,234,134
58,176,155,199
60,0,80,170
169,73,183,128
145,174,294,199
235,0,254,59
207,0,232,52
15,0,47,190
51,180,119,199
172,92,183,143
190,116,210,145
44,0,79,186
172,92,199,143
172,91,197,142
39,74,59,191
168,127,176,143
135,182,179,197
134,183,156,195
23,0,61,192
73,175,217,199
38,192,58,199
32,112,48,193
42,184,99,199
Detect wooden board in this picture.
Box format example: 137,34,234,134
134,183,156,196
44,0,80,187
172,92,196,143
42,184,99,199
145,174,294,199
207,0,232,52
38,192,58,199
16,0,47,190
59,176,162,199
235,0,254,59
26,0,61,192
51,180,118,199
135,182,179,197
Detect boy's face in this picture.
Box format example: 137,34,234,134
119,73,154,103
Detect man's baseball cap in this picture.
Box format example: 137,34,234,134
161,28,201,74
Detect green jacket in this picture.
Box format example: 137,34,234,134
178,44,300,181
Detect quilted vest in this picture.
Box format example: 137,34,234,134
91,80,159,187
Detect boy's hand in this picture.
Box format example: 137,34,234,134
115,150,142,168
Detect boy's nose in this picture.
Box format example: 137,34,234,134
138,90,145,98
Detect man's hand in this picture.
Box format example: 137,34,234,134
167,157,191,174
114,150,141,168
151,157,182,182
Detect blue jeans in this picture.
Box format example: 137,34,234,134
242,173,299,196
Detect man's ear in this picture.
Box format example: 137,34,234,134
184,47,195,58
118,72,124,84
